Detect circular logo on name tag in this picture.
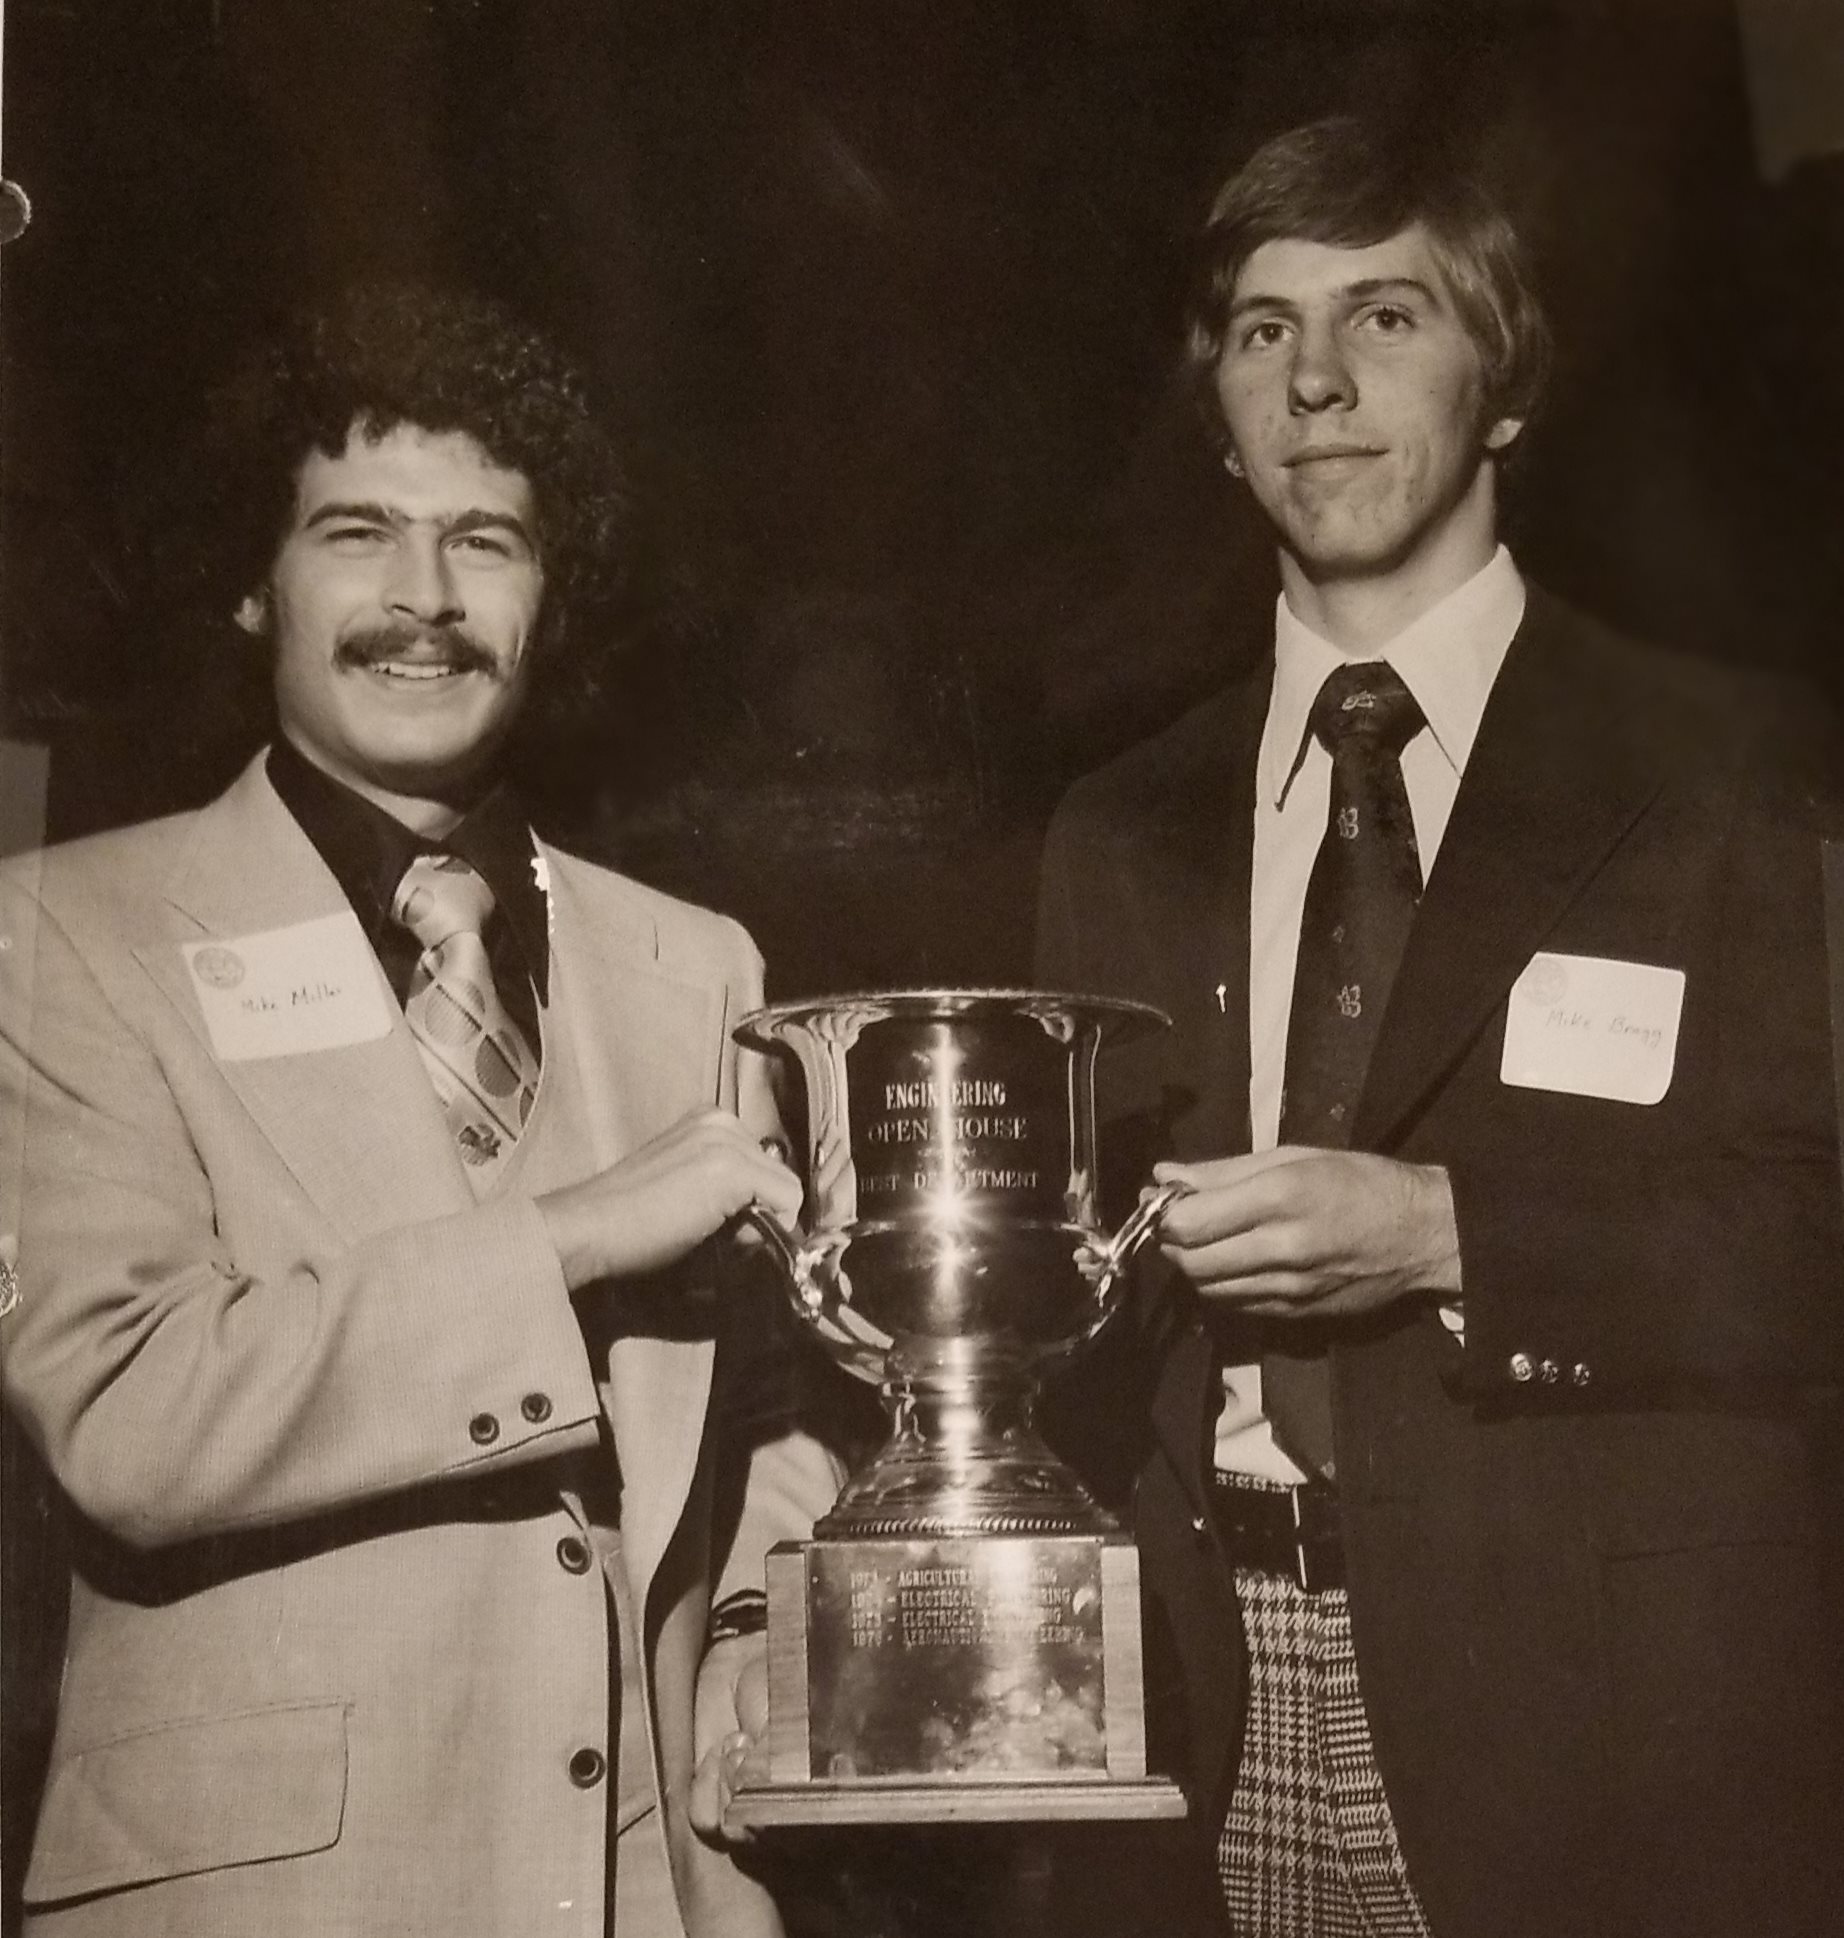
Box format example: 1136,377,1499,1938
192,945,246,990
1522,958,1567,1007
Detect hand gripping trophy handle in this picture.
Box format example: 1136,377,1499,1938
1093,1177,1189,1281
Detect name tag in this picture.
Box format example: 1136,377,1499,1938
1500,951,1685,1106
182,914,393,1062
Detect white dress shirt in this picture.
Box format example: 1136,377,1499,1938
1215,545,1527,1482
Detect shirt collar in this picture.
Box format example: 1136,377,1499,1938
266,737,551,1001
1260,544,1526,809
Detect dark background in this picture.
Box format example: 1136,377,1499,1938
3,0,1842,1927
7,1,1844,993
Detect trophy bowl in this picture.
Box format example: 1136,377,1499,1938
737,987,1178,1538
729,989,1188,1824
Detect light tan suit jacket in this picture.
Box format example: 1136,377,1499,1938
0,756,835,1936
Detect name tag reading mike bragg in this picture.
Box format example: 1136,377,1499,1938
183,913,394,1062
1500,950,1685,1106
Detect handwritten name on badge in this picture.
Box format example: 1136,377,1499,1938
1500,951,1685,1106
182,914,393,1062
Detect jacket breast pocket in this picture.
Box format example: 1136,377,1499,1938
22,1699,349,1906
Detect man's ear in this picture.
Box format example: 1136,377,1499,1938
233,591,269,637
1485,415,1525,454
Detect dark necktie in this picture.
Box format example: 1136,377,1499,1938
1263,660,1426,1478
392,853,541,1193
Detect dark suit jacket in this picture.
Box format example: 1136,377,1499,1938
1035,589,1844,1938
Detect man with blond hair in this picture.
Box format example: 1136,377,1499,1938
1040,117,1843,1937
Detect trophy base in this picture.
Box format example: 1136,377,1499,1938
727,1530,1183,1831
725,1758,1186,1828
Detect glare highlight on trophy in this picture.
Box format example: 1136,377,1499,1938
727,989,1187,1825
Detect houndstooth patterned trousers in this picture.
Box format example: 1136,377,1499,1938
1217,1569,1432,1938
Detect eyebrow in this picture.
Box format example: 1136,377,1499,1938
301,500,536,547
1227,276,1443,323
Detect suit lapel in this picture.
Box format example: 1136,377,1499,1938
543,849,721,1591
1130,670,1268,1164
540,851,722,1170
1356,592,1679,1148
137,758,471,1241
1109,672,1268,1484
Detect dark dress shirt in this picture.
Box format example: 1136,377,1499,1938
266,738,549,1046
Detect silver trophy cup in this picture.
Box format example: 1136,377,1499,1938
729,989,1186,1825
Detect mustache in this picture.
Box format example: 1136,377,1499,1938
334,623,501,676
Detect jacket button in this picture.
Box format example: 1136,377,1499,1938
1538,1358,1560,1384
1570,1362,1592,1388
468,1412,499,1445
557,1535,591,1575
520,1392,553,1424
568,1747,606,1788
1508,1352,1535,1383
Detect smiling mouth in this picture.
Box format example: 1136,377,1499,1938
364,660,471,683
337,624,498,684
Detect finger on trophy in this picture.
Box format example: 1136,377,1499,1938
736,1197,803,1272
1089,1176,1190,1289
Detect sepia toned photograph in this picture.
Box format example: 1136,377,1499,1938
3,4,1841,1935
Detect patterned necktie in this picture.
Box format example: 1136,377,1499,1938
392,853,541,1192
1264,660,1426,1478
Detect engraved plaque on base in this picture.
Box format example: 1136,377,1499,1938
777,1535,1145,1786
726,991,1188,1827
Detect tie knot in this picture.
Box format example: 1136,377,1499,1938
392,853,496,950
1310,661,1424,758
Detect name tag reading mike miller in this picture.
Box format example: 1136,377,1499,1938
183,913,393,1062
1500,950,1685,1106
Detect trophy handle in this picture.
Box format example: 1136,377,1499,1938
1094,1178,1189,1288
740,1200,806,1288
